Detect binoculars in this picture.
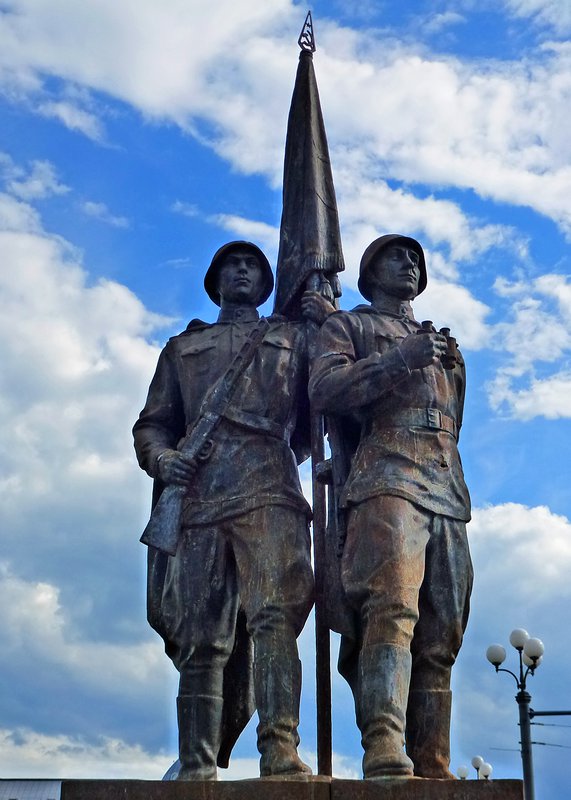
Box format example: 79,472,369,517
417,320,458,370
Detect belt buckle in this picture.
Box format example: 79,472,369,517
427,408,441,429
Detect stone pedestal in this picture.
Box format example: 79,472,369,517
331,778,523,799
61,777,523,800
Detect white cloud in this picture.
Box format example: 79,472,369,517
0,154,70,200
38,100,106,141
505,0,571,34
317,41,571,237
423,11,467,35
333,164,519,275
487,274,571,418
0,191,184,751
414,278,491,350
0,191,43,232
450,502,571,780
0,1,569,249
489,370,571,419
0,729,172,779
0,726,357,781
81,200,129,228
0,564,168,697
0,184,173,654
470,503,571,601
211,214,279,257
171,200,199,218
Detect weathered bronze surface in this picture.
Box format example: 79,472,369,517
61,778,331,800
330,779,523,799
60,778,523,800
133,243,334,779
309,235,473,780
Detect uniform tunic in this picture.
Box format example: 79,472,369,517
134,309,311,524
309,301,472,690
310,303,470,521
133,308,314,764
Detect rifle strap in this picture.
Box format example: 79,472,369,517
187,315,271,437
221,406,287,440
215,315,271,401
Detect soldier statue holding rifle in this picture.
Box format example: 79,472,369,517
133,241,332,780
309,234,472,780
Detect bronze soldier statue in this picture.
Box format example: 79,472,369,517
309,234,472,779
134,241,330,780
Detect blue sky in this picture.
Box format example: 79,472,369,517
0,0,570,794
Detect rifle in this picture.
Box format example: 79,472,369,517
140,317,270,556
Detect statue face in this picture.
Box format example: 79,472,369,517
216,249,264,306
370,245,421,300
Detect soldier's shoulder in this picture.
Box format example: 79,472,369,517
265,314,306,333
350,304,375,314
170,319,213,338
265,313,300,326
164,319,215,348
321,307,371,329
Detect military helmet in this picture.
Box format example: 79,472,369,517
358,234,427,301
204,241,274,306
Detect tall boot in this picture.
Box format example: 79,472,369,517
176,673,223,781
358,643,415,778
406,689,455,779
254,654,312,777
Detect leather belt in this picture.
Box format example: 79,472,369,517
221,406,287,440
371,408,457,438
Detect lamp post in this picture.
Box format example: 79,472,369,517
486,628,545,800
457,757,492,781
471,755,484,779
480,761,493,780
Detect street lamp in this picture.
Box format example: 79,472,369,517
486,628,544,800
457,757,493,781
471,755,484,779
480,761,493,780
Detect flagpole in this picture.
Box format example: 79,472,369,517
274,12,344,774
310,406,332,775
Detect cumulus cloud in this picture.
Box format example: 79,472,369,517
0,725,357,781
211,214,279,257
0,729,171,779
487,274,571,418
81,200,129,228
451,502,571,777
38,100,106,141
470,503,571,602
0,154,70,200
0,565,165,697
0,183,186,753
423,11,467,35
0,1,570,249
505,0,571,34
316,40,571,237
0,182,173,645
414,278,491,350
171,200,200,218
333,161,520,275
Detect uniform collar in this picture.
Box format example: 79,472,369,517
217,306,260,323
371,297,415,320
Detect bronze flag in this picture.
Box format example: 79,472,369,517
273,12,345,318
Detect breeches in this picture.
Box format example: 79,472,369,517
342,495,473,689
160,505,314,672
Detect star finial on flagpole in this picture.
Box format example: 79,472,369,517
298,11,316,52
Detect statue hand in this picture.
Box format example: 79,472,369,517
301,291,335,325
398,332,447,370
156,449,198,485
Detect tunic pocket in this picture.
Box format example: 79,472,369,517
180,341,217,375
